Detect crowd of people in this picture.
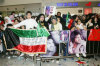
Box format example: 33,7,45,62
0,11,100,57
0,11,100,30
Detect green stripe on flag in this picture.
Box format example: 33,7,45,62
66,12,69,26
10,28,50,38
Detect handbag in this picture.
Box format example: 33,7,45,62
88,29,100,41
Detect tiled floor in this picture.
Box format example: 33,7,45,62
0,54,100,66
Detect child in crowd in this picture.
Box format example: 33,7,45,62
19,16,25,22
86,19,93,29
57,16,63,30
76,20,84,29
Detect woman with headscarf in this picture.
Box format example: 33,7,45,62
49,16,62,31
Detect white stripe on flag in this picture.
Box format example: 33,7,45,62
19,37,47,46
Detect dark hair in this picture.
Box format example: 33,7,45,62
20,15,25,20
72,15,78,20
14,19,19,23
11,11,15,15
0,24,4,31
7,24,13,28
56,16,61,22
57,12,61,15
26,11,32,15
36,14,45,22
31,16,35,19
0,24,4,27
70,30,81,43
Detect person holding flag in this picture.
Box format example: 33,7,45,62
12,11,38,56
36,14,48,29
4,11,50,57
14,11,38,29
68,15,78,30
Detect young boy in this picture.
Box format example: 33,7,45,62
14,11,38,29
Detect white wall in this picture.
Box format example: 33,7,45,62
25,3,42,15
0,3,42,16
57,8,83,15
0,0,99,6
0,0,41,6
0,0,99,15
0,5,25,11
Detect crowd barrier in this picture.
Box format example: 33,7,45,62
40,29,100,62
3,28,100,63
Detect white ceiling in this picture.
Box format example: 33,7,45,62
0,0,100,6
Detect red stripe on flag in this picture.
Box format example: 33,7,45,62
14,44,46,53
76,61,85,64
68,19,73,29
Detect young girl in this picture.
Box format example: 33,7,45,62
86,19,93,29
76,20,84,29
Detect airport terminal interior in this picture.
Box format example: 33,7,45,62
0,0,100,66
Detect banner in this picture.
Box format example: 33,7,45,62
4,28,89,57
41,30,87,57
68,30,87,57
4,28,50,54
84,8,92,15
44,6,56,15
41,30,69,57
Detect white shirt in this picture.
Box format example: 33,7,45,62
14,19,38,29
45,17,49,21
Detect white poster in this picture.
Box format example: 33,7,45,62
44,6,56,15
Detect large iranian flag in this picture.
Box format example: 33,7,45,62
4,28,50,54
